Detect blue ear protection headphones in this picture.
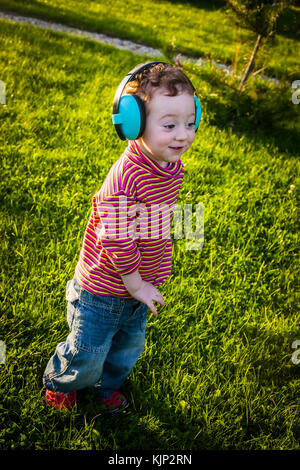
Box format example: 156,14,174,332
112,61,202,141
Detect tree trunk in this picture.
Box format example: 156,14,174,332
239,33,263,90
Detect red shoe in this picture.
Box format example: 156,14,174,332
97,391,128,414
45,389,77,411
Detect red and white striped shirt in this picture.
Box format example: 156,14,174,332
75,141,184,298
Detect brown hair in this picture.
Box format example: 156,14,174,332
123,62,195,103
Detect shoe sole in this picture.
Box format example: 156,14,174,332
106,398,128,414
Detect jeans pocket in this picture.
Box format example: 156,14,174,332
66,279,80,331
66,279,80,303
67,301,77,331
74,304,114,354
140,306,148,332
125,302,148,332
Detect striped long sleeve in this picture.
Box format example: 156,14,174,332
75,141,184,298
92,190,141,275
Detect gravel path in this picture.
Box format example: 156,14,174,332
0,10,283,86
0,11,163,57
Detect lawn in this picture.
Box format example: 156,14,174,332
0,0,299,83
0,5,299,451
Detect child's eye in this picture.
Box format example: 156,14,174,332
187,122,195,128
164,124,175,129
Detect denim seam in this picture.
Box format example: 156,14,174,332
140,312,147,332
44,344,78,384
73,340,110,354
67,301,78,331
72,303,114,354
78,292,117,317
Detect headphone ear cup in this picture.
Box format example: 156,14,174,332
112,94,146,140
133,94,146,139
194,96,202,132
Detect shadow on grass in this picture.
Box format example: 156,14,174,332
14,313,299,451
276,5,300,41
240,325,300,386
164,0,227,11
168,1,300,42
77,383,215,451
193,67,300,158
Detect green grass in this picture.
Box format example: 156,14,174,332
0,0,299,83
0,12,299,450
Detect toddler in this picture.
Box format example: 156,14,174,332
43,62,201,412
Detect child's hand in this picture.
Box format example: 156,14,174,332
121,270,165,316
130,280,165,317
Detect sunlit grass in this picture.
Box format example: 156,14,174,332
0,0,299,82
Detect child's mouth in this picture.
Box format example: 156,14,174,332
169,146,184,152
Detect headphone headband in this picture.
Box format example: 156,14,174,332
112,62,169,116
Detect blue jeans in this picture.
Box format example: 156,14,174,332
43,277,148,398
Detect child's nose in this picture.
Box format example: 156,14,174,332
175,125,188,140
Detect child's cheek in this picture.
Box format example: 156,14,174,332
189,130,196,144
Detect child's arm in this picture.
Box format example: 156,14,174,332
121,270,164,317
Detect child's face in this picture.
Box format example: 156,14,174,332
136,89,196,168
